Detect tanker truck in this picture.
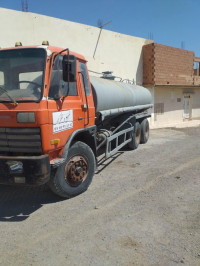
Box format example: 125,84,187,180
0,42,152,198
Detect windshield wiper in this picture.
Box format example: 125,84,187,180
0,87,18,106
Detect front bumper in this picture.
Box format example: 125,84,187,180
0,154,50,185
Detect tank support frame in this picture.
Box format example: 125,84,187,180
97,111,151,159
105,126,134,158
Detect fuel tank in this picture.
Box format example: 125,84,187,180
90,76,152,119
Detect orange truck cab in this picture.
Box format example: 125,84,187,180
0,42,152,198
0,43,97,196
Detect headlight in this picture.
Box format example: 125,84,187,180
17,112,35,123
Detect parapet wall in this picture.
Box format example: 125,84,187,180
0,8,152,84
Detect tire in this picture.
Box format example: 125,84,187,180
128,122,141,150
48,141,96,198
140,119,149,144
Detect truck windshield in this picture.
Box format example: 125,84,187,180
0,48,46,103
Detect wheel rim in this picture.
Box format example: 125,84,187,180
136,128,141,143
64,154,89,187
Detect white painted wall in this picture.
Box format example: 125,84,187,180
150,86,200,128
0,8,152,85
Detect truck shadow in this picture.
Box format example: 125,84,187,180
96,151,124,174
0,152,125,222
0,185,64,222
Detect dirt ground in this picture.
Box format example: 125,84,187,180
0,127,200,266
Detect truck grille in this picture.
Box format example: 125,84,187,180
0,128,42,154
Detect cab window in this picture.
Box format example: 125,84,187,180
0,71,4,87
49,55,77,98
79,62,91,95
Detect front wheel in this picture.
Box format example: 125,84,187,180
48,141,96,198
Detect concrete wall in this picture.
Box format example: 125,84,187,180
149,86,200,128
0,8,152,85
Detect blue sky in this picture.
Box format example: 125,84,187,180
0,0,199,56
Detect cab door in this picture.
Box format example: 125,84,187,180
45,55,86,152
78,61,90,126
78,61,96,127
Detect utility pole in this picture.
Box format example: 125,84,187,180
22,0,29,12
181,41,185,49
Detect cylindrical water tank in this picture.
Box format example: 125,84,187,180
90,76,152,117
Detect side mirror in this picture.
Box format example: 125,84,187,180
62,55,76,82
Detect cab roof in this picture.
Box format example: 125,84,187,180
0,45,87,62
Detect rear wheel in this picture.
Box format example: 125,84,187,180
140,119,149,144
48,141,96,198
128,122,141,150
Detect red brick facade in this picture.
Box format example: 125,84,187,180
143,43,200,86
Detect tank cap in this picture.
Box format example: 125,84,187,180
101,71,115,80
15,42,22,47
42,40,49,45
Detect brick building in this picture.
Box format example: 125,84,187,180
143,43,200,127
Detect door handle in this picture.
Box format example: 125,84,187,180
82,104,88,110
